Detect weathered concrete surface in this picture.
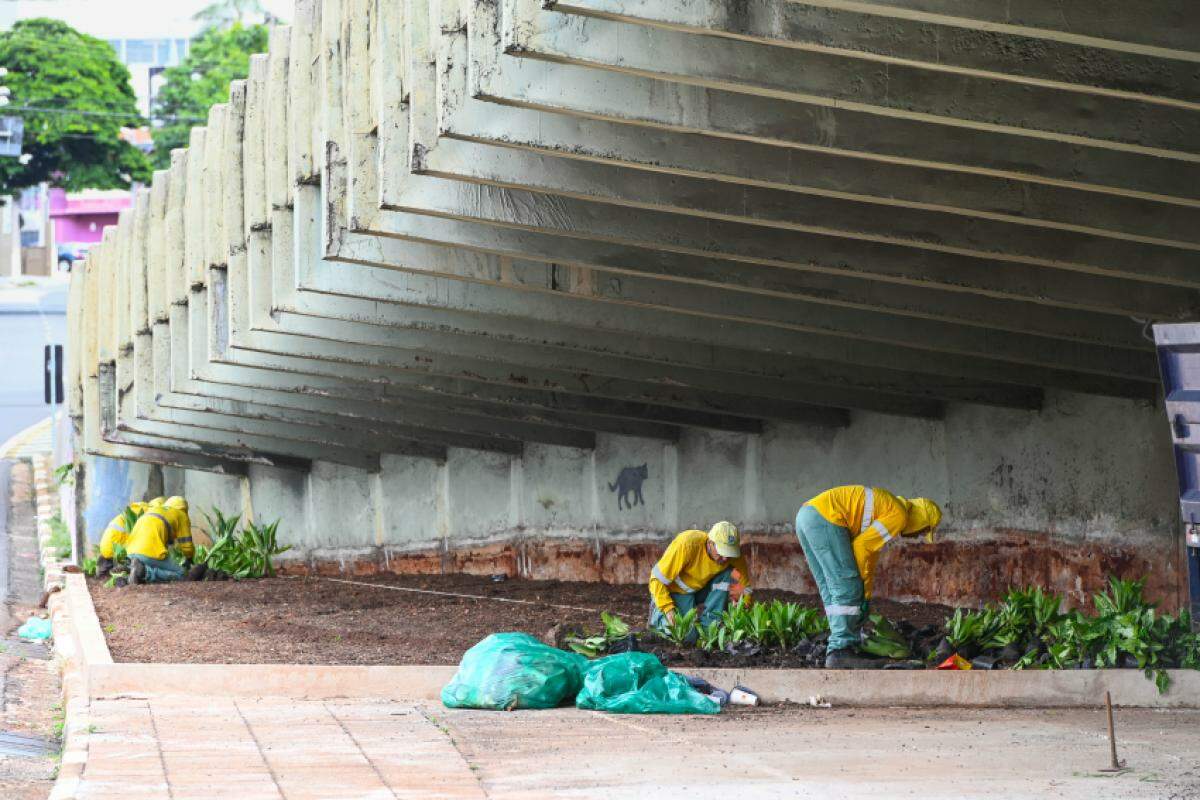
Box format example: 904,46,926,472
439,704,1200,800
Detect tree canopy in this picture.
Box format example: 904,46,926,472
150,23,269,170
193,0,270,32
0,18,151,193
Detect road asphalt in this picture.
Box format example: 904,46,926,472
0,279,67,448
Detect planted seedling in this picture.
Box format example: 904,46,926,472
601,611,630,640
696,621,724,652
663,608,698,646
861,614,912,659
565,635,607,657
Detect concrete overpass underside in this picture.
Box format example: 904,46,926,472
68,0,1199,609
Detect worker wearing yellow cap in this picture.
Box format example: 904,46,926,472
126,496,194,585
797,487,941,668
95,498,163,576
648,522,753,638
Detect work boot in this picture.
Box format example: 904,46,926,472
186,563,208,582
824,649,878,670
128,559,146,586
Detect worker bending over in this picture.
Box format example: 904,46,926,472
649,522,753,639
126,496,194,585
796,486,942,669
96,497,163,576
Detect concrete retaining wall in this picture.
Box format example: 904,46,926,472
165,387,1180,610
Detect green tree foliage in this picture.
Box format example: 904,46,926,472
0,18,151,193
193,0,268,32
150,23,268,170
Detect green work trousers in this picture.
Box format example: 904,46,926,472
795,505,863,652
648,567,734,642
130,554,185,583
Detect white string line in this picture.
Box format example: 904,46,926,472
312,575,604,614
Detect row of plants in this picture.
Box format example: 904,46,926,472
942,580,1200,691
82,505,288,585
195,508,290,580
560,578,1200,692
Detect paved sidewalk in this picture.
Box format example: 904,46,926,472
64,699,1200,799
76,699,482,799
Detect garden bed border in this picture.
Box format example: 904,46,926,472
34,455,1200,709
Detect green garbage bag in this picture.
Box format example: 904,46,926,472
442,633,589,710
575,652,720,715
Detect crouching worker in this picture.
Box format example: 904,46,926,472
796,486,941,669
126,496,194,585
649,522,754,641
96,498,163,577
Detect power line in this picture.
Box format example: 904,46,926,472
4,105,204,124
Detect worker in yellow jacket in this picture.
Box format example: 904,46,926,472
797,486,942,669
648,522,753,639
126,496,194,585
96,498,163,576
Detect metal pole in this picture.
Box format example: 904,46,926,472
1099,691,1126,772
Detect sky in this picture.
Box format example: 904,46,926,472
0,0,294,39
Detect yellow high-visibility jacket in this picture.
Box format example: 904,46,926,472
649,530,753,615
126,507,194,561
97,502,149,559
807,486,909,600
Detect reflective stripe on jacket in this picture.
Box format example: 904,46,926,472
98,502,151,558
648,529,752,615
126,507,194,561
805,486,909,599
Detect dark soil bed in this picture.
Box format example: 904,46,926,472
88,573,954,666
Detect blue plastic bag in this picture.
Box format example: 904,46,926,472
442,633,589,710
576,652,720,714
17,617,52,641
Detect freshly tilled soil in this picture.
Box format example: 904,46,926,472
87,572,955,665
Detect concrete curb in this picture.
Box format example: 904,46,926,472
51,570,1200,708
30,453,1199,711
27,454,96,800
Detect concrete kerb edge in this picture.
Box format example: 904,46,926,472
30,456,1200,710
29,454,97,800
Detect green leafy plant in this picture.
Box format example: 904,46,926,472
52,463,75,487
861,614,912,659
81,556,98,577
565,634,608,658
696,620,724,651
197,509,288,579
120,506,143,537
564,611,633,658
601,611,630,640
764,600,814,649
663,608,698,646
201,507,241,543
46,513,71,559
1094,577,1148,617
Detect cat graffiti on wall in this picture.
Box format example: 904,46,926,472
608,464,648,510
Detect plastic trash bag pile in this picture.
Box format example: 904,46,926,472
17,617,52,641
442,632,721,714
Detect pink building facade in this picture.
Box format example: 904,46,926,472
49,188,132,246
